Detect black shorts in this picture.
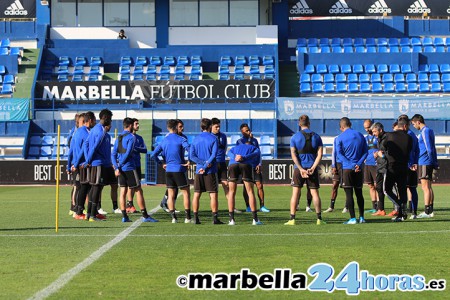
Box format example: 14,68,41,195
166,172,189,189
253,167,263,183
228,163,254,183
291,168,320,189
364,165,377,185
89,166,117,186
136,166,142,181
118,169,141,188
71,169,80,185
418,165,433,181
341,169,364,189
407,168,418,187
217,162,228,181
194,173,218,193
79,167,90,184
332,163,342,182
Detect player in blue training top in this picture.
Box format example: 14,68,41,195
285,115,325,226
70,112,96,220
211,118,231,208
411,114,438,218
151,119,191,223
363,119,378,213
83,109,116,222
67,113,80,216
335,117,368,225
190,118,223,225
237,123,270,213
124,118,147,214
227,142,262,225
112,118,157,223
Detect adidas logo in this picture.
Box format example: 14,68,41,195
407,0,431,14
368,0,392,14
290,0,313,15
329,0,352,14
4,0,28,16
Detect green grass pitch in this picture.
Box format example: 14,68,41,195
0,185,448,299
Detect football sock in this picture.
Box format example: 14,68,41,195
344,188,356,219
121,210,127,218
330,200,335,209
430,204,434,214
126,200,134,208
229,211,234,221
185,209,191,220
317,212,322,220
252,211,258,221
290,214,295,220
141,208,149,218
372,201,377,210
307,198,312,208
170,210,177,220
212,212,219,222
355,188,365,218
194,212,199,221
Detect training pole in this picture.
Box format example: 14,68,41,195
55,125,61,233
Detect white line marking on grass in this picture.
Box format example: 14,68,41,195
7,230,450,239
27,219,142,300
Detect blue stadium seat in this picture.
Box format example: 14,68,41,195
411,37,422,47
401,46,412,53
440,64,450,74
75,56,87,66
88,75,99,81
332,46,343,53
324,74,334,83
120,56,132,66
377,38,388,46
324,83,335,93
263,56,274,66
389,64,400,74
264,74,275,80
120,65,131,75
311,74,323,83
159,65,170,75
348,83,359,93
175,65,185,75
434,37,445,46
300,74,311,83
347,73,358,83
342,37,352,46
419,83,430,92
40,146,52,157
354,37,364,47
407,82,418,92
412,46,422,53
366,38,376,46
234,65,245,74
389,46,399,53
300,83,311,93
133,74,144,81
3,74,14,84
297,38,307,47
42,135,53,146
260,146,273,159
329,64,340,74
28,146,40,157
395,83,407,93
251,74,262,80
360,83,371,93
89,66,101,76
177,56,189,66
430,74,440,83
174,74,184,80
394,74,405,83
343,46,353,53
304,64,315,74
377,64,388,74
120,74,131,81
90,56,102,66
418,73,429,83
320,46,331,53
388,38,399,47
341,64,352,74
423,46,435,53
1,38,10,48
189,74,201,80
442,74,450,83
307,38,318,47
297,46,307,54
190,65,202,75
260,135,271,145
308,46,319,53
150,56,162,66
400,37,410,47
264,65,275,75
366,46,377,53
429,64,439,74
370,74,381,83
249,55,260,66
1,83,13,94
317,64,327,74
406,73,417,83
378,46,388,53
57,65,69,75
312,83,324,93
0,65,6,75
330,38,341,47
146,65,157,75
382,74,393,83
335,74,346,83
423,37,433,46
372,83,383,93
443,83,450,92
249,65,260,74
418,64,429,73
72,74,83,82
159,73,170,80
135,56,148,66
59,56,70,66
163,56,176,66
72,65,84,75
146,74,157,81
191,55,202,66
336,83,347,92
365,64,376,74
30,136,42,146
133,65,144,75
235,55,246,66
355,46,365,53
431,83,442,92
384,83,394,93
436,46,446,53
359,74,370,83
319,38,329,46
401,64,412,73
353,64,363,74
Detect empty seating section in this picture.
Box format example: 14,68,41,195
118,55,203,80
218,55,275,80
297,37,450,54
300,63,450,94
28,134,69,159
43,56,105,81
0,64,15,97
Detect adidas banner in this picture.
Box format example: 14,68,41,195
0,0,36,19
289,0,450,18
34,80,275,107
